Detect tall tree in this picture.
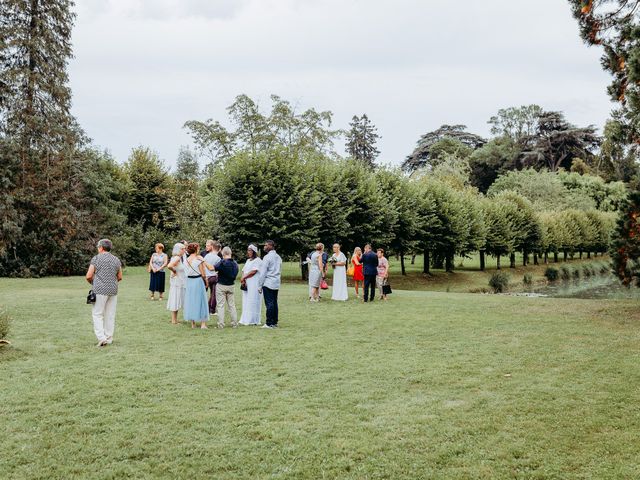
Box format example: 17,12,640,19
520,111,600,172
488,105,543,141
610,189,640,286
571,0,640,148
345,114,381,168
402,124,485,172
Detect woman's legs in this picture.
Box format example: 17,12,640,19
354,280,360,297
171,310,178,324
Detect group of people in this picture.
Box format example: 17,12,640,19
86,236,389,348
162,239,282,331
307,243,390,303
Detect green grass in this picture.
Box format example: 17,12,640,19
1,267,639,479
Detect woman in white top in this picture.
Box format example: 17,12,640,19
239,244,263,325
183,242,209,329
330,243,348,301
148,243,168,300
166,243,186,325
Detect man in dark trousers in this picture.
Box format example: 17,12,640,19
259,240,282,329
361,244,378,303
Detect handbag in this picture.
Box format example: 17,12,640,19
240,283,248,292
87,289,97,304
320,279,329,290
382,282,392,295
347,263,355,277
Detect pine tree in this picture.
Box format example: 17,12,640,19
345,114,380,169
610,190,640,287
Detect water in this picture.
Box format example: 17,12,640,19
532,275,640,300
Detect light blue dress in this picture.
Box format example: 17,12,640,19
183,257,209,322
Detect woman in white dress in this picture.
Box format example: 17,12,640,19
240,244,263,326
330,243,348,301
166,243,186,324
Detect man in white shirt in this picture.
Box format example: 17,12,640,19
203,240,222,316
259,240,282,329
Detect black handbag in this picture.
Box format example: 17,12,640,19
87,289,97,304
382,283,392,295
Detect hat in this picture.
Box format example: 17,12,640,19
248,244,258,254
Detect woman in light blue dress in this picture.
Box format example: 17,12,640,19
183,243,209,329
308,243,324,302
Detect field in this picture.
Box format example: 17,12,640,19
1,266,640,479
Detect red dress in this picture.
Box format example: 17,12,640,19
352,256,364,281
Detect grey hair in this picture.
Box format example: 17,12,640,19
97,239,112,252
221,246,232,257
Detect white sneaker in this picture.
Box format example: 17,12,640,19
106,337,113,345
261,324,273,329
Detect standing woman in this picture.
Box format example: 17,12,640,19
240,244,264,326
148,243,168,300
330,243,348,301
183,243,209,329
351,247,364,299
308,243,324,302
166,243,186,325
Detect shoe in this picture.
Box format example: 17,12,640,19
106,337,113,345
212,312,218,316
217,324,224,329
261,324,274,329
97,340,108,347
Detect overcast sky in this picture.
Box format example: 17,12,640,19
69,0,613,169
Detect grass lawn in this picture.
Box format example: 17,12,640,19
1,267,639,479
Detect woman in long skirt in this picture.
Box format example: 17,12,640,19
166,243,186,325
330,243,348,301
183,243,209,329
240,244,263,326
148,243,168,300
308,243,324,302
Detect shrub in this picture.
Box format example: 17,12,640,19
489,272,510,293
523,273,533,286
582,264,594,277
599,263,611,275
544,267,559,282
560,265,572,281
572,267,581,280
0,308,10,342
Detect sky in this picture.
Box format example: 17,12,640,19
69,0,614,169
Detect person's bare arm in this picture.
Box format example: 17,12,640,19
160,254,168,269
242,269,259,282
167,256,179,275
117,267,123,282
86,264,95,284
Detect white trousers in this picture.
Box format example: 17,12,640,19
92,294,117,342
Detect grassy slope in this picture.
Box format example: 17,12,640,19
1,267,639,479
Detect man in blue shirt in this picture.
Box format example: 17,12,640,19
360,243,378,303
259,240,282,329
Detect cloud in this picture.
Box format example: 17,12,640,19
76,0,250,21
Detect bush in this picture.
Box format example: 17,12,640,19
560,265,572,281
544,267,559,282
572,267,581,280
582,264,594,277
0,308,10,342
523,272,533,286
489,272,510,293
599,263,611,275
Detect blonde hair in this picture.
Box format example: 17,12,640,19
353,246,362,257
155,243,164,252
315,242,324,251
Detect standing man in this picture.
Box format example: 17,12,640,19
215,247,239,328
259,240,282,329
361,244,378,303
203,240,222,316
86,239,123,347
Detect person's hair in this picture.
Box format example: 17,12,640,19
364,243,372,250
97,239,112,252
316,242,324,251
333,243,340,249
206,239,214,247
353,246,362,256
214,241,222,250
265,239,275,248
221,246,232,257
172,243,184,256
247,248,257,259
377,248,385,254
187,242,199,255
155,243,164,252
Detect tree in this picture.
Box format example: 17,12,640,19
124,147,174,232
488,104,543,141
468,137,521,193
520,111,600,172
598,118,639,182
184,94,341,167
610,190,640,286
345,114,380,168
571,0,640,148
402,125,486,172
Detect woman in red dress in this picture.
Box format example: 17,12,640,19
351,247,364,299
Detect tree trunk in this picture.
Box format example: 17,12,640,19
479,250,485,271
300,252,309,281
411,254,416,265
554,251,558,263
510,253,516,269
496,255,501,270
544,252,548,264
432,253,444,269
423,249,430,275
579,251,583,259
523,251,528,266
587,251,591,259
563,251,567,262
534,252,539,265
400,250,406,276
445,253,454,273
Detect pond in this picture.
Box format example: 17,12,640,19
532,275,640,300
